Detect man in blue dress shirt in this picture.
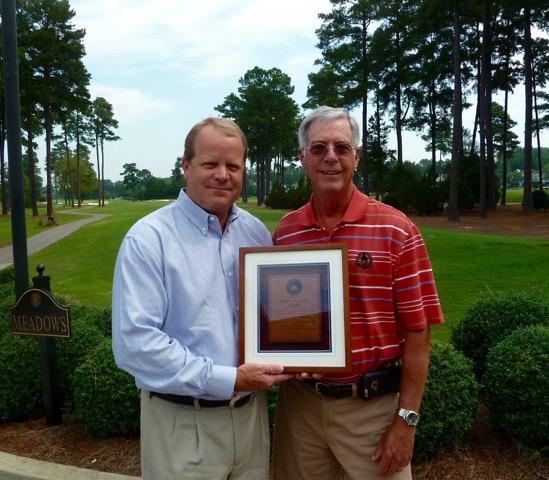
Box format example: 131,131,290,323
112,117,292,480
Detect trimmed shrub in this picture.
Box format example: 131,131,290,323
382,162,422,212
73,338,140,437
265,181,288,209
414,342,480,462
266,176,312,210
0,294,16,336
56,319,105,411
67,303,112,338
0,333,42,421
0,266,15,285
484,325,549,448
533,189,549,210
451,291,549,379
411,175,445,215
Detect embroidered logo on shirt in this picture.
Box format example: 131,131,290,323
356,251,374,269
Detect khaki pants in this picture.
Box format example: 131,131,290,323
141,390,269,480
272,379,412,480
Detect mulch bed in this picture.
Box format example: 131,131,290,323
410,204,549,239
0,404,547,479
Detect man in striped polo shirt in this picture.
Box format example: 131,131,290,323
272,106,444,479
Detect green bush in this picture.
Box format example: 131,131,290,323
451,291,549,379
533,189,549,210
0,294,16,336
484,325,549,448
73,338,140,437
0,333,42,421
67,303,112,338
0,266,15,285
56,319,105,411
414,342,480,462
266,176,312,210
265,181,288,209
411,175,445,215
383,162,421,212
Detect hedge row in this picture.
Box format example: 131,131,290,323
1,273,547,459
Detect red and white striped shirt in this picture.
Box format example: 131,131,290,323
273,186,444,382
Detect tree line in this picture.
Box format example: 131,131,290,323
216,1,549,216
0,0,119,220
3,1,548,217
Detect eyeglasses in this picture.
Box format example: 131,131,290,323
306,142,355,157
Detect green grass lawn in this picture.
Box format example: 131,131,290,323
0,205,86,247
504,188,523,203
16,198,549,344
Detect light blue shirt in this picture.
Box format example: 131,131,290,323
112,190,272,400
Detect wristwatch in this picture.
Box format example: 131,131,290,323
396,407,420,426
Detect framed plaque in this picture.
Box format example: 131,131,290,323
239,244,351,372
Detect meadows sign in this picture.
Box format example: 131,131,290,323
10,288,71,338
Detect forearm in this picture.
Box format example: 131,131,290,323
398,327,431,412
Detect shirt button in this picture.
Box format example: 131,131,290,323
209,216,214,222
202,227,207,233
228,272,233,277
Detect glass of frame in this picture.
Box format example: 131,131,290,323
239,244,351,372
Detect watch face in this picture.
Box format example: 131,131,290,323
406,412,419,425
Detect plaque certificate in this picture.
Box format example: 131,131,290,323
239,244,351,372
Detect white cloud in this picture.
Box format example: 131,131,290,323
89,84,173,124
72,0,330,84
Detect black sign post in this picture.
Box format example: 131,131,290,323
34,266,63,425
10,266,68,425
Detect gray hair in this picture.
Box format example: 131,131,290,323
298,106,360,148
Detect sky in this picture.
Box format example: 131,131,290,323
64,0,546,182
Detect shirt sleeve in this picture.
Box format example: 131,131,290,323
111,234,236,400
392,223,444,330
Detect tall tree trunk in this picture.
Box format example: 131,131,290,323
27,116,38,216
395,28,403,166
265,152,271,200
241,166,248,204
76,114,82,207
44,105,55,222
469,23,481,158
101,137,105,206
448,0,462,222
375,93,383,200
429,82,437,176
63,128,74,208
533,69,543,190
256,159,262,206
501,86,509,205
482,0,496,210
479,5,492,218
522,7,535,212
95,131,101,206
360,12,369,195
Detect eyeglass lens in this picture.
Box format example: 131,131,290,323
309,143,353,156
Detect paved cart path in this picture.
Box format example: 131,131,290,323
0,212,108,270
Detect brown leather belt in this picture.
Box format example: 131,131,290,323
304,365,401,401
150,391,254,408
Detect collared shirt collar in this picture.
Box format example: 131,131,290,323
176,189,240,235
297,185,369,228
